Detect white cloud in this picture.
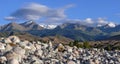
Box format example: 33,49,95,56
84,18,94,24
65,18,116,27
97,18,108,25
7,3,73,23
4,16,17,21
64,19,82,24
23,3,49,13
5,3,116,26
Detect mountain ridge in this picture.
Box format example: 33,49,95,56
0,21,120,41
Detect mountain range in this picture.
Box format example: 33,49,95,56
0,21,120,41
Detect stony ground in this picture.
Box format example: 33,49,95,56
0,36,120,64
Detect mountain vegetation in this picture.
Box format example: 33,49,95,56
0,21,120,42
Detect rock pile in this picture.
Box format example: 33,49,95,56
0,36,120,64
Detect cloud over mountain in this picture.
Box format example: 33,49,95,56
65,17,116,27
5,3,116,26
7,3,74,24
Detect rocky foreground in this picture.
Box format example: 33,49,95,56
0,36,120,64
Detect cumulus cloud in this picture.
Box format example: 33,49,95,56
84,18,94,24
64,18,116,27
97,18,108,24
5,3,116,26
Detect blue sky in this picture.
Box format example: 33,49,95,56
0,0,120,25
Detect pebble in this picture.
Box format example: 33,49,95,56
0,36,119,64
67,60,76,64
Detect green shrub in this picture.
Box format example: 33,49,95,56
69,40,79,47
77,44,83,48
69,42,74,47
83,41,90,49
69,41,91,49
73,40,79,46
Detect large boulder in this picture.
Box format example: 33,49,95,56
57,44,65,52
0,43,5,50
8,36,20,43
5,44,13,52
34,49,43,57
5,51,21,62
13,47,25,55
0,56,7,63
3,38,12,43
8,59,19,64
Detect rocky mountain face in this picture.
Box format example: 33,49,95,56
0,21,120,41
0,21,44,31
105,35,120,40
20,21,44,30
1,22,26,31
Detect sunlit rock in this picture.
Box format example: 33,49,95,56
0,56,7,63
8,36,20,43
0,43,5,50
67,60,76,64
8,59,19,64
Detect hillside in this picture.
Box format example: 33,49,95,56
0,21,120,41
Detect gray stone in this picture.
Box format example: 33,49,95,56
67,60,76,64
8,59,19,64
0,43,5,50
8,36,20,43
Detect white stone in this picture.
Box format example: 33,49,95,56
67,61,76,64
43,43,48,49
31,56,41,63
5,51,21,62
0,56,7,63
67,47,73,53
117,57,120,62
34,49,43,57
109,60,114,64
8,59,19,64
0,43,5,50
37,41,42,44
32,59,43,64
48,41,52,48
29,43,36,52
18,42,26,48
24,46,31,50
5,44,13,51
51,59,59,62
69,55,73,60
13,47,25,55
35,44,41,50
95,59,99,64
3,38,12,43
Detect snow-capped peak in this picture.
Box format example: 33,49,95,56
97,22,116,28
107,22,116,28
28,20,33,23
39,24,57,29
25,20,34,25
